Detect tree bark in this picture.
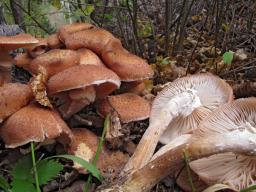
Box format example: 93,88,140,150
10,0,25,31
0,2,6,24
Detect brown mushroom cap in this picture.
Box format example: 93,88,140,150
156,73,233,144
28,49,80,76
0,104,73,148
27,38,48,58
47,65,120,97
97,93,151,123
77,48,105,66
0,33,38,50
58,22,95,42
65,28,115,54
187,97,256,191
47,34,63,49
101,39,154,81
67,128,128,178
67,128,109,172
0,83,33,122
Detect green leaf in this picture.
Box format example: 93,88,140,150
50,0,62,9
36,159,63,185
11,155,34,183
48,155,102,181
11,180,36,192
85,4,95,15
160,57,170,65
240,185,256,192
0,175,10,192
223,51,234,65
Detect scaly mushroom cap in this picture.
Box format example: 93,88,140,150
0,104,73,148
155,73,233,144
27,38,48,58
97,93,150,123
65,28,115,54
188,98,256,191
67,128,129,178
47,34,63,49
0,83,33,122
0,33,38,50
67,128,110,173
77,48,104,66
28,49,80,76
58,22,95,42
101,39,154,81
47,65,120,98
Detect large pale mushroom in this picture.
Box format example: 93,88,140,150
101,97,256,192
0,104,73,148
0,83,33,123
123,73,233,174
47,65,120,119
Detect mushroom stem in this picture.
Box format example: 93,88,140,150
123,89,201,173
101,136,256,192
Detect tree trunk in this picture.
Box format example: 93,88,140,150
10,0,25,31
0,2,6,24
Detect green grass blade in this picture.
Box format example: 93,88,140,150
240,185,256,192
48,155,102,181
0,176,10,192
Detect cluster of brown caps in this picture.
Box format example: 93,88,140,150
104,73,256,192
0,23,153,178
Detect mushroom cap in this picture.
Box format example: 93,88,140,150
0,104,73,148
0,66,12,85
47,65,120,98
28,49,80,76
153,73,233,144
0,83,33,122
65,28,115,54
77,48,105,67
67,128,110,173
101,39,154,81
0,33,38,50
47,33,63,49
27,38,48,58
58,22,95,42
67,128,129,178
187,97,256,191
97,93,151,123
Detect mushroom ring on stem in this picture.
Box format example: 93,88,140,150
123,73,233,174
102,97,256,192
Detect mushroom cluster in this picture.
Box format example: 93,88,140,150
0,23,153,180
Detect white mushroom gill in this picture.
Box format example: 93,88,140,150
189,152,256,191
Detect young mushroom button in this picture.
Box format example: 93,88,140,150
123,73,233,174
